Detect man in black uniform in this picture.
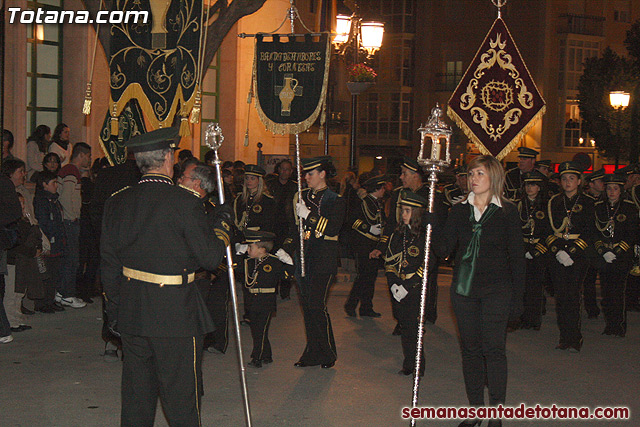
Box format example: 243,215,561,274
372,157,447,327
582,168,605,318
267,159,297,299
344,175,388,317
101,128,231,426
444,165,468,206
505,146,538,200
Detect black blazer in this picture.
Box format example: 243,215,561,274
436,200,525,312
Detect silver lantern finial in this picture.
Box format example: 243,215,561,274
417,103,452,169
205,123,225,151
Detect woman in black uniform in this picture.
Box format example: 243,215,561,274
594,174,639,336
435,155,524,427
292,156,345,368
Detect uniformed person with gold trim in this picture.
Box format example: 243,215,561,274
517,170,551,330
444,165,468,206
384,191,428,376
625,168,640,312
372,157,447,329
100,128,231,426
233,164,276,324
582,168,605,319
505,147,538,200
594,174,639,336
291,156,345,369
545,161,595,352
344,175,388,317
239,230,293,368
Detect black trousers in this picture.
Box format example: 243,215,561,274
600,261,629,334
551,259,587,346
204,274,229,353
626,273,640,309
120,334,204,427
451,286,510,406
297,272,337,365
397,286,425,372
582,264,600,316
346,248,380,312
521,257,545,328
249,310,273,360
391,258,439,325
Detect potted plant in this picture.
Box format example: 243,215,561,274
347,63,377,95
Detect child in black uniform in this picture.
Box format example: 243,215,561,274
241,230,292,368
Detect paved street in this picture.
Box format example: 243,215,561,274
1,266,639,426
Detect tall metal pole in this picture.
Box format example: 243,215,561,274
349,18,360,171
295,133,306,277
1,0,5,171
205,123,253,427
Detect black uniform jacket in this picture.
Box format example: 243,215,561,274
347,193,386,249
517,195,552,259
435,200,525,302
505,167,522,200
384,226,426,290
291,187,345,277
233,192,276,234
593,198,639,264
242,254,291,312
545,192,596,260
101,174,226,337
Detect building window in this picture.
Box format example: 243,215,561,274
559,39,600,92
26,0,63,136
563,103,593,148
359,90,412,143
437,61,463,91
614,1,631,22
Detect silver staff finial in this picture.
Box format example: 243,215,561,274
205,123,225,151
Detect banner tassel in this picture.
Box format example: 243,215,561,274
180,115,191,137
189,90,202,124
82,83,92,115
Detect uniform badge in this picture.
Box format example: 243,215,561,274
535,211,545,219
222,221,230,231
572,204,583,213
263,264,272,273
617,214,627,222
408,246,420,257
309,216,318,224
551,246,558,253
402,259,409,268
253,204,263,213
361,223,368,231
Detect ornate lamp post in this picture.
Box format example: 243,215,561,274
609,90,630,169
333,5,384,170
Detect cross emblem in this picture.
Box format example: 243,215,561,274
275,74,303,116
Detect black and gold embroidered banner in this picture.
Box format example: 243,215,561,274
109,0,201,134
447,18,545,160
99,100,147,166
253,33,331,135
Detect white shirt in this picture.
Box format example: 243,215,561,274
462,192,502,221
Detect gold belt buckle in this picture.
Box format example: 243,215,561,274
303,230,311,240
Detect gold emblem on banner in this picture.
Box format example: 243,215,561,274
253,204,263,213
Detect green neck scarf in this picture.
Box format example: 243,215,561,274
456,202,499,296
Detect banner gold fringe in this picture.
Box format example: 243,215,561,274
447,104,546,161
189,88,201,124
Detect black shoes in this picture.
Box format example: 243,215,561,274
458,419,481,426
10,325,32,332
294,360,310,367
248,359,263,368
344,305,357,317
294,360,335,368
262,357,273,364
398,368,424,377
321,361,335,369
359,309,381,318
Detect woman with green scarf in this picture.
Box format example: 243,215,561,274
436,155,525,427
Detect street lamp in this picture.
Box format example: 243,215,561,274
609,90,630,169
333,5,384,170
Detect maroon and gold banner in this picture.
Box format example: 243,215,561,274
447,18,545,160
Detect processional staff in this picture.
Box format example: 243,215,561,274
205,123,253,427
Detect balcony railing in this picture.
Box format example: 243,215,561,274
558,14,604,37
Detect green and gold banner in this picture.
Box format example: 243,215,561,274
253,33,331,135
109,0,202,135
99,100,147,166
447,18,545,160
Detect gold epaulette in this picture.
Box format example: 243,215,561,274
110,186,131,198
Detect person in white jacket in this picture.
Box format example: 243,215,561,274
48,123,72,166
